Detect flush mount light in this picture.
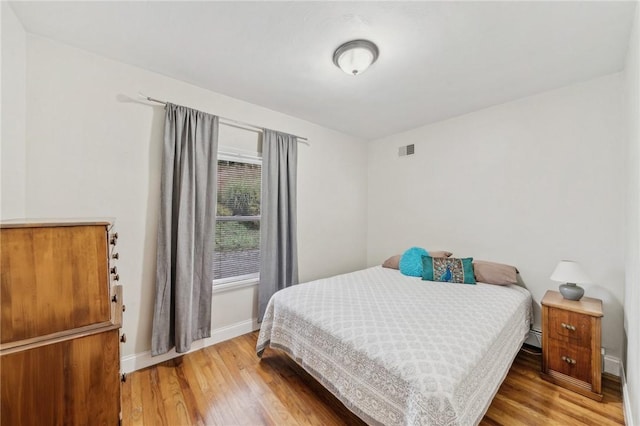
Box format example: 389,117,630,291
332,39,379,76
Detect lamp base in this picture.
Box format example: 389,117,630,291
559,283,584,301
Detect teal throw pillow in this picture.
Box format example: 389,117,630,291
399,247,429,277
422,255,476,284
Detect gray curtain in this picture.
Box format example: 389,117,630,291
151,103,218,356
258,130,299,321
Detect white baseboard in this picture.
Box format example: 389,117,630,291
120,318,260,373
622,363,635,426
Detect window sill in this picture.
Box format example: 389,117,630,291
212,277,259,294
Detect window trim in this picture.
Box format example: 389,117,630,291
216,216,261,222
212,274,259,291
218,151,262,166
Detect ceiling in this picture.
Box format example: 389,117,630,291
10,1,637,140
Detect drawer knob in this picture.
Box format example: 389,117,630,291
111,294,118,303
111,266,118,275
110,237,118,246
112,252,120,260
122,304,126,312
113,274,120,281
121,373,127,383
120,333,127,343
561,322,576,331
561,355,576,365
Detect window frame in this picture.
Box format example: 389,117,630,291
212,150,262,288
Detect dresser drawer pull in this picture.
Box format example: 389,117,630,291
561,355,577,365
120,333,127,343
561,322,576,331
113,274,120,282
111,294,118,303
112,252,119,260
111,266,118,275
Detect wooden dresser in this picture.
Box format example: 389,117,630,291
1,220,124,425
540,290,603,401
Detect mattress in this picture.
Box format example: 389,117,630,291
256,266,532,426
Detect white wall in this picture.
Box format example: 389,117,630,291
23,35,368,365
624,4,639,425
367,74,626,361
1,3,26,219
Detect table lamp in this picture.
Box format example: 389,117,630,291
550,260,591,301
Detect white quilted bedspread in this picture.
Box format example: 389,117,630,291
256,266,532,426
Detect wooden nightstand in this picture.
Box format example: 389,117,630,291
540,290,603,401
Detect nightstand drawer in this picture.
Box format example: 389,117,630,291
547,307,592,348
546,342,592,384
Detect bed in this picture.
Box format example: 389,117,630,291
256,265,532,426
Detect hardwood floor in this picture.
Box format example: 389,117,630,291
122,332,624,425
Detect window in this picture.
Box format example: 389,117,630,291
213,154,261,283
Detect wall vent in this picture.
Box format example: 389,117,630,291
524,328,542,348
398,144,415,157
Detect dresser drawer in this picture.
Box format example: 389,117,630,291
546,340,592,384
547,307,592,348
1,225,111,344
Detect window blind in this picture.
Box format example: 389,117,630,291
213,159,261,281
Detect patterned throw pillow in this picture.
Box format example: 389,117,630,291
422,255,476,284
399,247,429,277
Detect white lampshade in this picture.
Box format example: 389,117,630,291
550,260,591,284
333,40,379,76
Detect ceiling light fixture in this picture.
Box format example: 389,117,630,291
333,39,379,76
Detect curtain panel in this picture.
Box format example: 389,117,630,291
258,129,299,321
152,103,219,356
